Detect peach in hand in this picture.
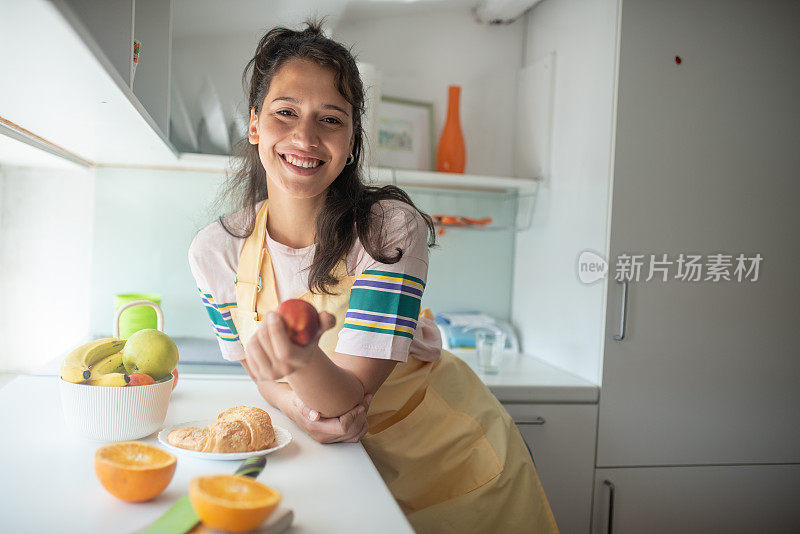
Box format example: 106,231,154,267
277,299,320,346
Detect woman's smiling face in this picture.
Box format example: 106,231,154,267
249,58,355,199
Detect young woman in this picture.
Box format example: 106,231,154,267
188,20,557,534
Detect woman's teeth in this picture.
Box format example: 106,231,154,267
283,153,322,168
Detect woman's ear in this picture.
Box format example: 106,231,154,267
248,107,259,144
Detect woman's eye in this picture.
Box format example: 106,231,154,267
275,110,340,125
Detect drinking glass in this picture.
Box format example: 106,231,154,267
475,330,506,374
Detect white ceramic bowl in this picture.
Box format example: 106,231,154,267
59,376,173,442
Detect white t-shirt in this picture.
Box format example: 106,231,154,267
188,198,442,363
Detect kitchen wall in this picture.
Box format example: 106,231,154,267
0,164,95,372
88,167,221,339
512,0,620,384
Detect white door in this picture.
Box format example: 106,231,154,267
597,0,800,467
592,465,800,534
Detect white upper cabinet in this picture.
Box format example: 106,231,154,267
58,0,173,137
0,0,177,166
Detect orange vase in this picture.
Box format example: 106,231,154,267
436,85,466,173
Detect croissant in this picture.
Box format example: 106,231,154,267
167,406,276,453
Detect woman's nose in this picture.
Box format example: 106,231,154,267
290,116,320,148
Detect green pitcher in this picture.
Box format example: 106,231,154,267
113,294,163,339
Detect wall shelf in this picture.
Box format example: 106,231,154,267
162,154,542,232
370,167,540,233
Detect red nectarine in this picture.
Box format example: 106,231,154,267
128,373,156,386
277,299,320,346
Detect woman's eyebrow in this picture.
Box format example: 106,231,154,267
271,96,350,117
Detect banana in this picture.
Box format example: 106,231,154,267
60,338,126,383
79,338,126,368
87,351,125,380
60,360,92,383
87,372,130,387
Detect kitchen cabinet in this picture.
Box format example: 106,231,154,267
592,465,800,534
0,0,177,167
58,0,174,139
599,0,800,464
504,403,597,534
591,0,800,530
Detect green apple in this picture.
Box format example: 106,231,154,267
122,329,179,380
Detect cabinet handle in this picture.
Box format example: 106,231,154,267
603,479,616,534
518,416,546,425
613,280,628,340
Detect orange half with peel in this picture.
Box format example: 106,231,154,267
94,441,176,502
189,474,282,533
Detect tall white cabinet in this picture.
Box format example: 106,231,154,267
593,0,800,531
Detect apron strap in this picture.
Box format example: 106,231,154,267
235,200,269,314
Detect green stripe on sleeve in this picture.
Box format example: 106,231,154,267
348,287,421,320
203,305,230,329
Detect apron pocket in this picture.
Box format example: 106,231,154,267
362,386,503,514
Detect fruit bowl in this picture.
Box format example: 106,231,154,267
59,374,173,442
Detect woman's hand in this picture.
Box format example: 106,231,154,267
287,391,373,444
244,310,336,381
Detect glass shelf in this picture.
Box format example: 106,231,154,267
156,156,543,232
367,167,541,232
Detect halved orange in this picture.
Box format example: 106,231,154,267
189,474,282,533
94,441,176,502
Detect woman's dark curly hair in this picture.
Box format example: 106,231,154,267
216,17,436,295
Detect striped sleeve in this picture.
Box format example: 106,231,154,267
344,270,424,340
188,222,246,361
336,200,430,362
197,289,240,343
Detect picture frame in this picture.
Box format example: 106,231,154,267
377,96,435,171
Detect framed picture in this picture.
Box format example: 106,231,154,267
377,96,435,171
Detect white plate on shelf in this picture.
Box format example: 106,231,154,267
157,419,292,461
197,75,231,154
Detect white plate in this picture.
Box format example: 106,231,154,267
157,419,292,461
197,75,230,154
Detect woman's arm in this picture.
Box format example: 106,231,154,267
241,359,294,411
244,312,396,418
241,359,373,443
286,345,397,418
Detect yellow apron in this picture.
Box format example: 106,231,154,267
231,201,558,534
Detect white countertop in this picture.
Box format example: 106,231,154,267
0,349,596,532
0,374,413,534
161,351,599,404
33,346,599,405
450,349,598,403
